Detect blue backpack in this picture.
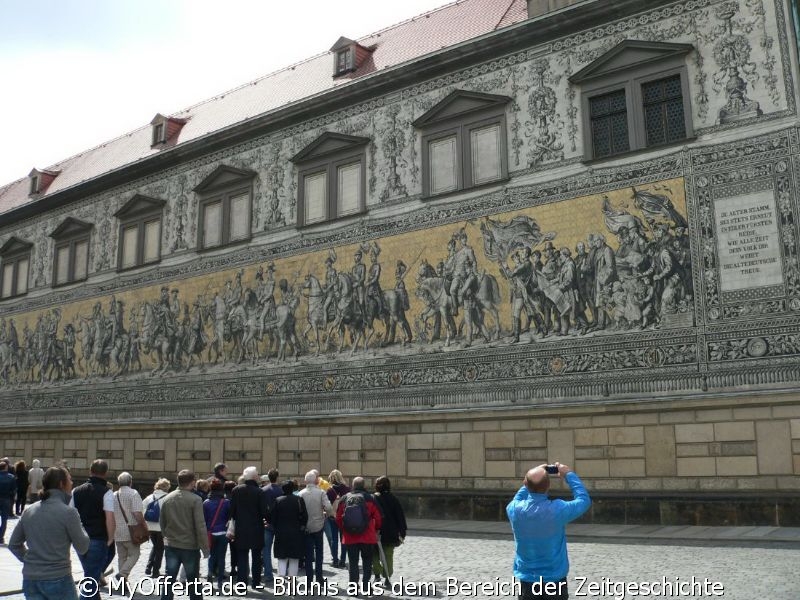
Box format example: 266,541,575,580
144,496,162,522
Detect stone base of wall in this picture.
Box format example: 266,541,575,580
3,391,800,527
397,491,800,527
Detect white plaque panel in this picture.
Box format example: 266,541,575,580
714,190,783,292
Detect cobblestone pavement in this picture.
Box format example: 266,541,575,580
2,529,799,599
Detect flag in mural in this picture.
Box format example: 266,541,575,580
479,215,554,263
632,187,688,229
602,196,645,234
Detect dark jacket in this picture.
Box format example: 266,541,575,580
271,494,307,559
0,471,16,499
374,491,407,546
229,480,268,550
15,468,28,495
262,483,283,528
71,476,110,541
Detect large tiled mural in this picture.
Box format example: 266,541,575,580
0,178,689,385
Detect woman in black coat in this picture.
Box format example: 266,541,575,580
271,480,308,577
14,461,28,516
372,476,407,583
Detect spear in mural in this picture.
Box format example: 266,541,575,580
400,246,427,282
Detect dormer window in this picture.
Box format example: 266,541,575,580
329,37,373,77
150,113,187,149
27,168,59,197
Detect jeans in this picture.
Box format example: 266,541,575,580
263,527,275,582
236,547,263,587
304,529,324,582
78,538,114,600
208,535,228,586
163,547,201,600
327,517,346,564
146,531,164,575
22,575,78,600
346,543,374,586
0,497,11,541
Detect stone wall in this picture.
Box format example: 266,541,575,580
3,392,799,525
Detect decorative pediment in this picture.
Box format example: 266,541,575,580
50,217,93,239
412,90,511,128
330,36,357,52
290,132,370,163
193,165,256,194
0,236,33,256
569,40,694,84
114,194,166,219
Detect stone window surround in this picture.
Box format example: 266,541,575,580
196,181,253,251
115,196,166,272
418,101,510,199
294,140,368,228
0,238,32,300
50,218,93,288
578,59,695,161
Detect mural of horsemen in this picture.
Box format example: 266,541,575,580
0,180,693,386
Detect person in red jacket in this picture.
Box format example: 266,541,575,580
335,477,382,588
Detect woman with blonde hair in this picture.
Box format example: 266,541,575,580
325,470,350,568
142,478,171,578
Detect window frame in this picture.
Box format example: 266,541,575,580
579,63,693,162
53,235,90,287
0,241,31,300
420,110,509,199
296,150,366,228
117,214,163,271
197,184,253,251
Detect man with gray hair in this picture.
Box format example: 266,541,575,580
299,470,333,584
229,466,269,590
112,471,144,593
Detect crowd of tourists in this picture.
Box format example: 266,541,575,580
1,458,407,600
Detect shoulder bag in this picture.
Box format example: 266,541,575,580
117,492,149,545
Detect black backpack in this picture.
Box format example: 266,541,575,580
342,493,369,534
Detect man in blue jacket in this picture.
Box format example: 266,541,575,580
506,463,591,600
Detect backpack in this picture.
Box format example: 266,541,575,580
342,493,369,534
144,495,162,522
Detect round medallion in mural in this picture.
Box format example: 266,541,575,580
645,347,666,368
463,365,478,383
775,160,788,173
696,175,709,188
323,376,336,392
746,337,769,358
265,382,277,396
548,356,566,375
388,371,403,388
789,298,800,311
708,307,721,320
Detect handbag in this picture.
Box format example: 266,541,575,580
207,499,225,548
117,493,149,545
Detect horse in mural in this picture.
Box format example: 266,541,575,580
262,294,302,361
415,275,458,347
0,341,20,385
327,272,369,355
140,302,176,375
227,289,260,364
301,273,328,356
379,290,412,346
456,271,503,345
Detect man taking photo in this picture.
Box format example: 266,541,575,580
506,463,591,600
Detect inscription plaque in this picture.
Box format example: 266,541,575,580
714,190,783,292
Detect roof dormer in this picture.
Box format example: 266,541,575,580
150,113,188,148
329,37,374,78
28,168,59,198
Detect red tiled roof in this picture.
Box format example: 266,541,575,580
0,0,527,217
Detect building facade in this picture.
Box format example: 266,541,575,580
1,0,800,524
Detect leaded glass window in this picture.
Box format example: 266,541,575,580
589,89,630,159
642,75,686,146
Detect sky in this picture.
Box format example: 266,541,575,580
0,0,452,186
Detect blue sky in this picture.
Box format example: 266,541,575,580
0,0,449,185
